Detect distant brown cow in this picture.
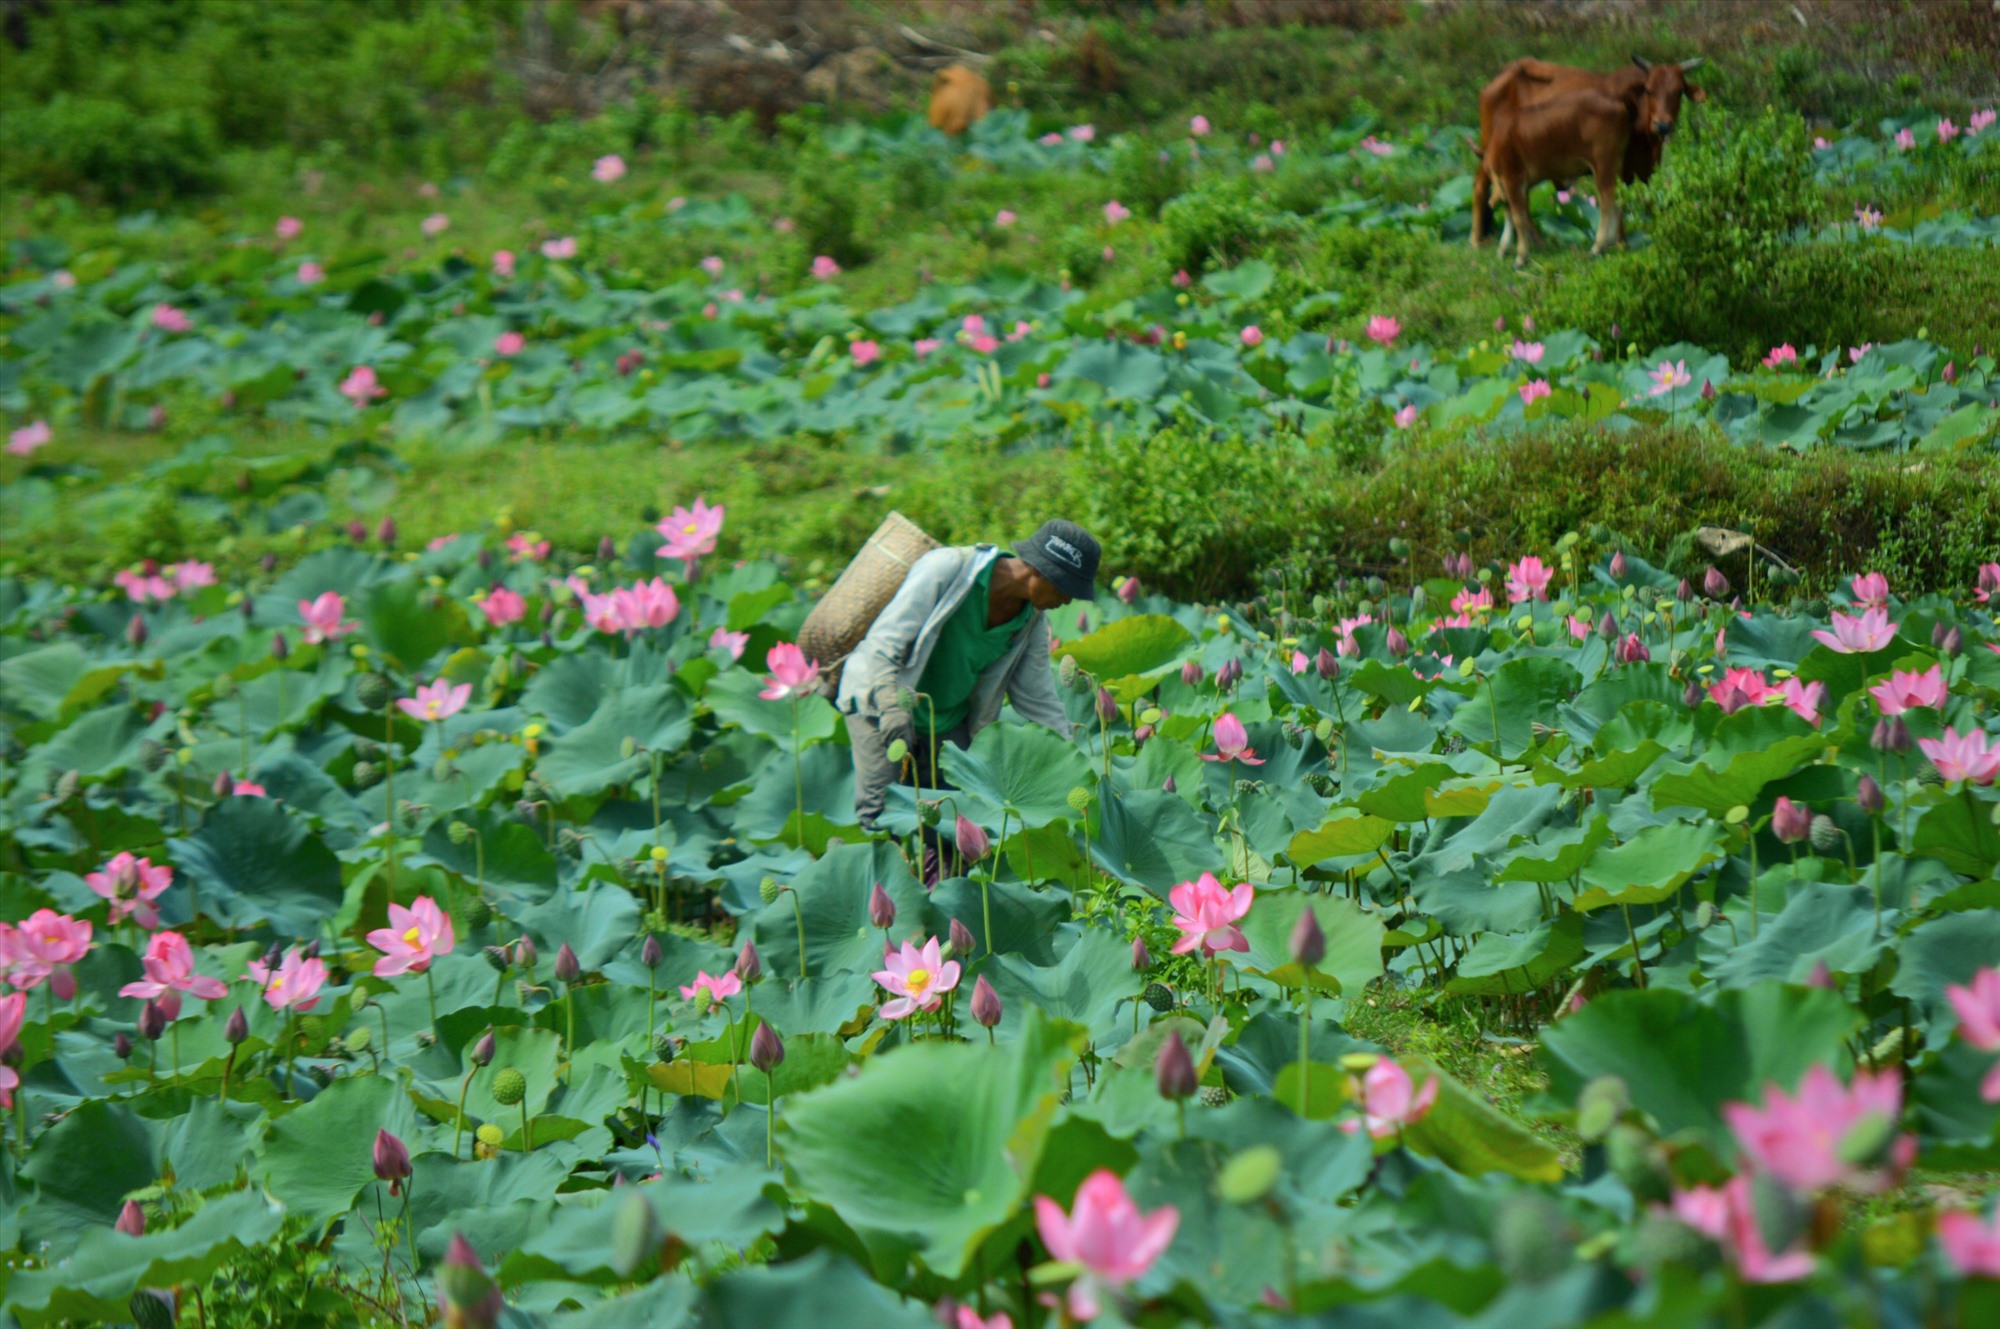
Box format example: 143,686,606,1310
1471,55,1705,252
928,65,994,136
1478,82,1640,265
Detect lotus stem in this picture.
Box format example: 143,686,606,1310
520,1098,532,1151
454,1068,476,1159
790,889,808,979
425,966,438,1031
1620,904,1647,988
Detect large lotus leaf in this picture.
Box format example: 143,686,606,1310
505,1168,783,1285
696,1248,936,1329
1561,664,1684,745
545,1280,699,1329
731,739,857,842
1910,1041,2000,1168
1412,865,1547,937
357,576,471,673
734,1031,853,1106
1571,820,1727,912
1413,782,1564,875
1212,1011,1377,1098
1703,884,1887,987
751,840,927,978
166,795,344,936
2,1191,285,1323
985,925,1145,1048
259,1072,423,1229
0,642,92,721
459,1026,566,1130
405,1149,573,1259
1054,614,1193,683
781,1007,1076,1280
17,703,152,784
1890,910,2000,1037
413,806,560,900
1445,911,1586,995
1912,793,2000,878
928,874,1069,966
518,651,623,731
1650,728,1821,816
939,720,1094,830
703,668,840,749
18,1100,162,1254
1446,656,1581,759
1356,762,1490,822
1399,1055,1564,1182
534,685,694,799
1539,984,1862,1139
1235,890,1385,997
1055,341,1168,400
1495,816,1613,883
1091,787,1217,896
1540,740,1669,790
1286,809,1396,865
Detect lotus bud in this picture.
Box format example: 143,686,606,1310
1117,576,1139,604
377,516,397,547
970,974,1003,1029
1617,634,1650,665
1943,361,1957,384
438,1232,503,1329
1058,655,1080,687
1385,628,1409,658
303,938,321,960
1076,609,1090,634
868,882,896,930
742,1021,785,1074
1809,814,1843,854
514,935,537,969
138,738,168,772
1684,679,1703,709
554,942,582,984
759,876,781,905
1132,936,1152,970
1675,578,1693,603
1162,775,1176,794
1156,1030,1198,1101
597,535,617,565
1306,646,1332,679
1218,658,1242,689
139,1000,167,1042
1289,909,1326,968
1095,687,1118,725
347,519,368,544
126,613,148,649
1610,551,1628,578
1771,796,1811,844
1871,717,1912,754
116,1200,147,1237
1857,773,1886,815
1703,567,1729,599
477,545,494,572
1181,659,1204,686
955,815,989,863
1940,626,1963,657
472,1029,496,1067
734,939,762,984
1597,611,1619,641
373,1129,412,1188
1699,378,1715,401
115,1031,133,1060
223,1004,249,1045
641,933,663,968
1806,959,1836,990
948,917,976,957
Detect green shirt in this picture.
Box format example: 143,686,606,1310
915,553,1031,737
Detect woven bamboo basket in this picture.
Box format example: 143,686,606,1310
799,511,940,697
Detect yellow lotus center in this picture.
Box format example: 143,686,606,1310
683,523,698,535
402,926,422,947
906,968,931,994
424,701,441,719
41,934,59,945
270,976,284,990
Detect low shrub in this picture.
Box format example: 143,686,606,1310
1158,175,1294,275
0,96,221,199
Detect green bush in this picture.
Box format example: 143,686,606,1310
1158,175,1293,275
1107,135,1191,218
0,95,221,199
784,139,871,269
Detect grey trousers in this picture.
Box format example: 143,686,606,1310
850,712,971,883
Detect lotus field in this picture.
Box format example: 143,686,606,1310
9,70,2000,1329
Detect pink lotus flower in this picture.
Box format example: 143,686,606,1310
1518,379,1551,405
1972,109,1998,136
0,992,21,1107
1189,114,1210,136
1340,1058,1440,1139
1856,205,1884,230
914,337,942,358
1938,118,1961,143
1708,665,1775,712
759,643,821,700
494,331,525,357
1272,139,1285,155
1040,131,1063,146
297,261,326,285
1850,343,1875,364
1669,1177,1815,1282
1358,135,1394,157
1250,153,1274,172
709,626,749,660
1946,967,2000,1101
1365,315,1400,346
1616,633,1651,665
1167,872,1253,957
1779,676,1826,726
811,255,841,280
950,1306,1014,1329
1811,607,1896,653
151,304,192,334
1393,403,1418,429
338,365,387,408
1202,713,1264,765
492,250,516,278
475,585,526,628
851,339,881,366
114,568,177,603
50,269,74,289
1102,200,1130,225
678,969,741,1003
592,153,627,182
224,777,267,798
12,909,91,997
1894,127,1916,151
245,946,327,1011
8,419,52,456
1813,136,1832,151
506,532,550,561
86,852,174,929
421,213,449,237
967,334,999,354
1939,1209,2000,1277
1763,343,1799,369
1505,554,1553,602
1068,124,1095,142
700,255,725,277
1919,726,2000,785
1566,614,1590,641
541,236,577,260
1869,665,1947,715
1723,1064,1910,1193
367,895,455,977
1648,359,1691,396
1511,339,1545,364
166,560,214,592
1240,325,1264,348
872,936,961,1020
612,577,679,630
656,496,725,563
1034,1169,1178,1322
298,591,356,644
1849,571,1890,607
119,931,227,1019
397,677,472,723
276,216,303,240
1451,585,1494,616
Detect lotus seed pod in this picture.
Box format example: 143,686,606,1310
1809,814,1842,855
749,1022,785,1072
1918,764,1944,787
138,739,168,772
1693,901,1716,930
448,819,475,845
1869,1025,1909,1066
490,1067,527,1106
1857,774,1886,815
970,974,1003,1028
53,768,80,802
347,1025,371,1051
758,876,781,905
554,942,582,984
948,917,976,958
1198,1084,1229,1107
1058,656,1080,687
1143,982,1175,1013
355,673,392,711
652,1032,679,1063
1067,786,1092,813
482,944,511,972
917,800,942,829
610,1189,661,1279
1156,1030,1198,1101
1139,707,1163,727
1493,1192,1569,1284
641,933,663,968
465,896,493,929
476,1122,506,1148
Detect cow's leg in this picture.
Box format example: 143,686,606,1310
1591,159,1622,254
1472,158,1488,248
1505,174,1535,267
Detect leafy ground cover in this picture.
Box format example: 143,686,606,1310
4,519,2000,1325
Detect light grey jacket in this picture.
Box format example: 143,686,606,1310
836,544,1073,738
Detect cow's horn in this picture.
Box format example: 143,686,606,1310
1678,57,1705,72
1631,55,1654,71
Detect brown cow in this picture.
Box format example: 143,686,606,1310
927,65,994,136
1478,82,1639,265
1471,55,1705,251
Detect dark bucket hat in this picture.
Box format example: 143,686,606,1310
1017,519,1102,601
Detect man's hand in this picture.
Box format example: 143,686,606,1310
873,684,915,751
